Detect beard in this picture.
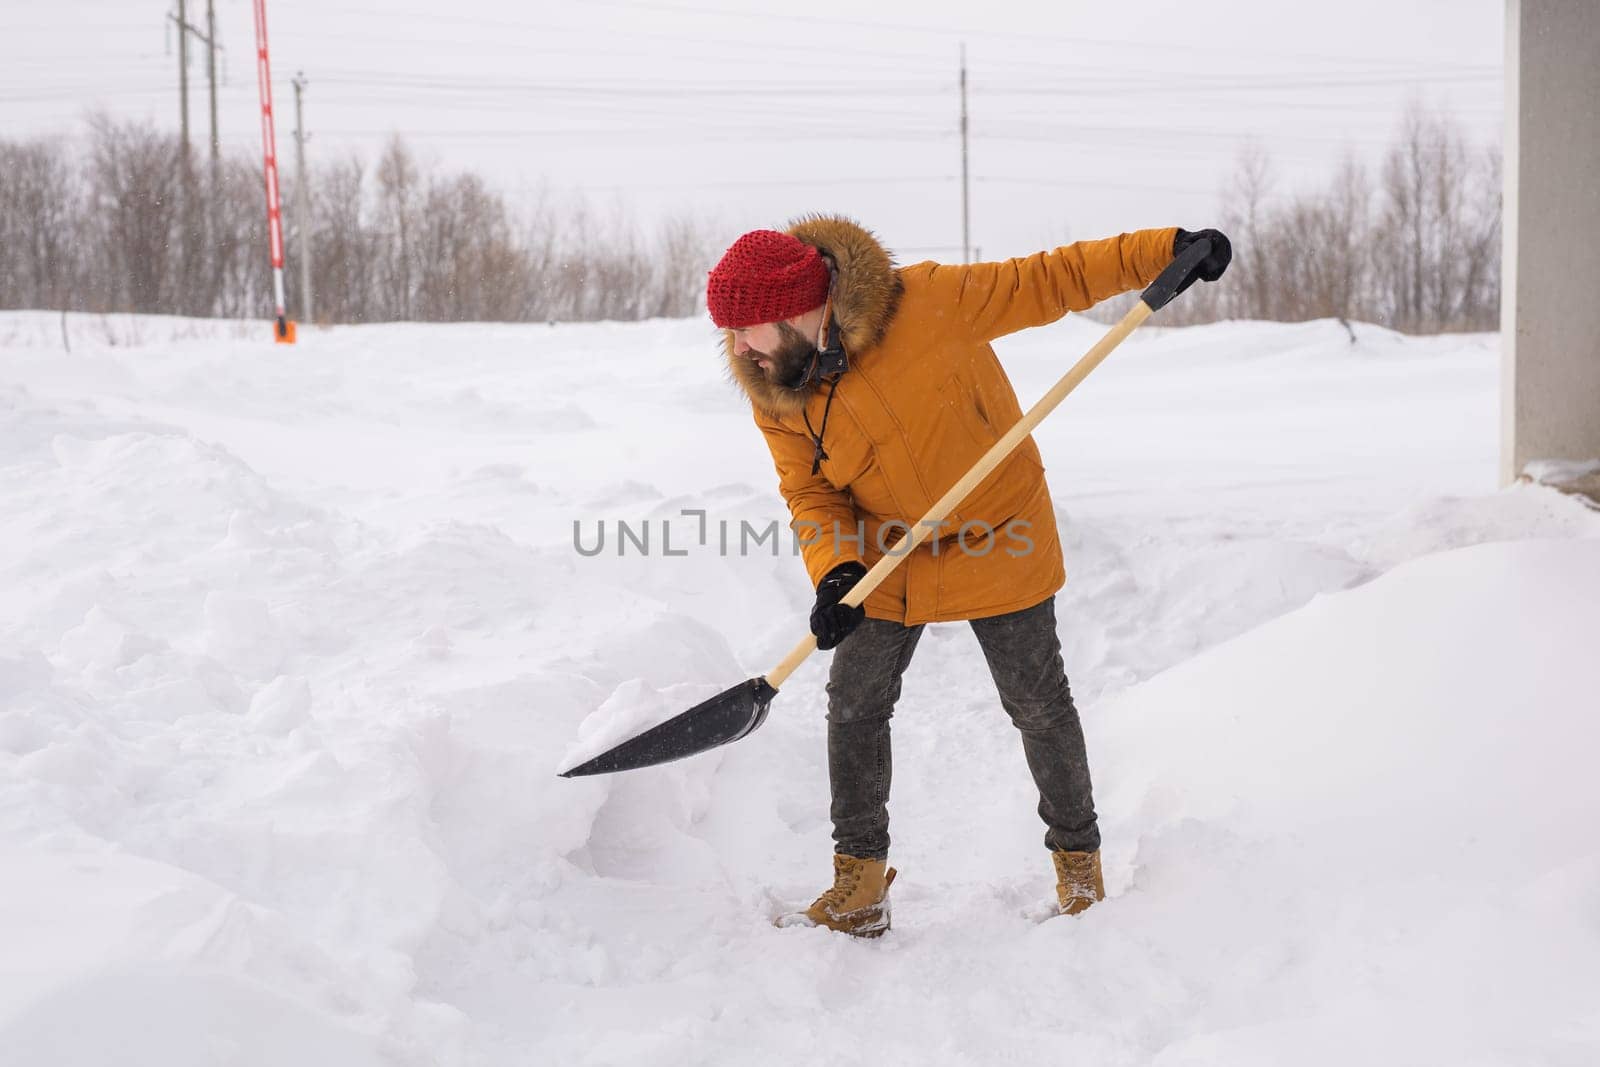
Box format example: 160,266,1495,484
752,321,818,391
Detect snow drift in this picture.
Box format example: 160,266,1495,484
1,311,1597,1064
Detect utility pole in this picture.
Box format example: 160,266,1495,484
292,72,313,324
169,4,221,165
175,0,190,155
207,0,220,172
959,44,970,264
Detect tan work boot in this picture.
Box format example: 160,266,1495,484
775,854,897,938
1052,849,1105,916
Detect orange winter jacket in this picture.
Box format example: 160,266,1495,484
725,215,1178,625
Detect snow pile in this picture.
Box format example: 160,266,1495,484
1,312,1597,1064
1093,539,1600,1064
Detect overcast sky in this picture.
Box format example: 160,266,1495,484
5,0,1504,260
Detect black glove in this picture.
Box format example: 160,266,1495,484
1172,228,1232,295
810,561,867,651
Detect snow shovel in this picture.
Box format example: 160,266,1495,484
558,238,1215,778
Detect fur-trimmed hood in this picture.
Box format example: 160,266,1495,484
722,215,902,419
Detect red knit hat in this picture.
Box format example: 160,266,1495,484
707,230,831,328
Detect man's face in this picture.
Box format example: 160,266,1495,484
731,320,817,390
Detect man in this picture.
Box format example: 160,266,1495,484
707,217,1230,937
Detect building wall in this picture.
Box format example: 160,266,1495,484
1502,0,1600,484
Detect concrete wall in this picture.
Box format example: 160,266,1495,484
1502,0,1600,485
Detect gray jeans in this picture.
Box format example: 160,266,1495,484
824,595,1100,860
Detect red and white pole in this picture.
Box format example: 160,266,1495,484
252,0,293,342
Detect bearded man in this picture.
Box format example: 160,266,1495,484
707,217,1230,936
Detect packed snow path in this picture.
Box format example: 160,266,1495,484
2,311,1597,1065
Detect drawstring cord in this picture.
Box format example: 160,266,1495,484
804,376,839,475
802,262,841,475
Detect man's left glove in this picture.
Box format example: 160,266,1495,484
810,561,868,651
1172,228,1232,294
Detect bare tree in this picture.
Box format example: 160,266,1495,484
207,157,271,318
0,138,83,310
1092,106,1501,334
375,136,420,320
1226,143,1275,322
649,213,717,318
84,115,185,313
1,121,722,326
311,155,374,323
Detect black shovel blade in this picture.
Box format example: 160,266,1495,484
557,676,779,778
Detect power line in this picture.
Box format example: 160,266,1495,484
3,57,1500,106
279,0,1495,78
980,73,1499,96
586,176,960,191
315,126,957,143
555,0,1501,72
297,63,1494,95
309,74,949,97
978,177,1218,195
272,21,962,71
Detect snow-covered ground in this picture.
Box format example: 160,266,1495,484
1,310,1596,1065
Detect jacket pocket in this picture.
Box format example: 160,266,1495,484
935,373,1043,530
939,372,996,450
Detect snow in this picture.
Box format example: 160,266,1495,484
1,310,1597,1064
1525,457,1600,485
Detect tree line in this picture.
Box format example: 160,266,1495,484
2,106,1500,332
0,116,717,324
1090,105,1503,333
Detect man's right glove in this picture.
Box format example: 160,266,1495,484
1172,228,1233,295
810,561,868,650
